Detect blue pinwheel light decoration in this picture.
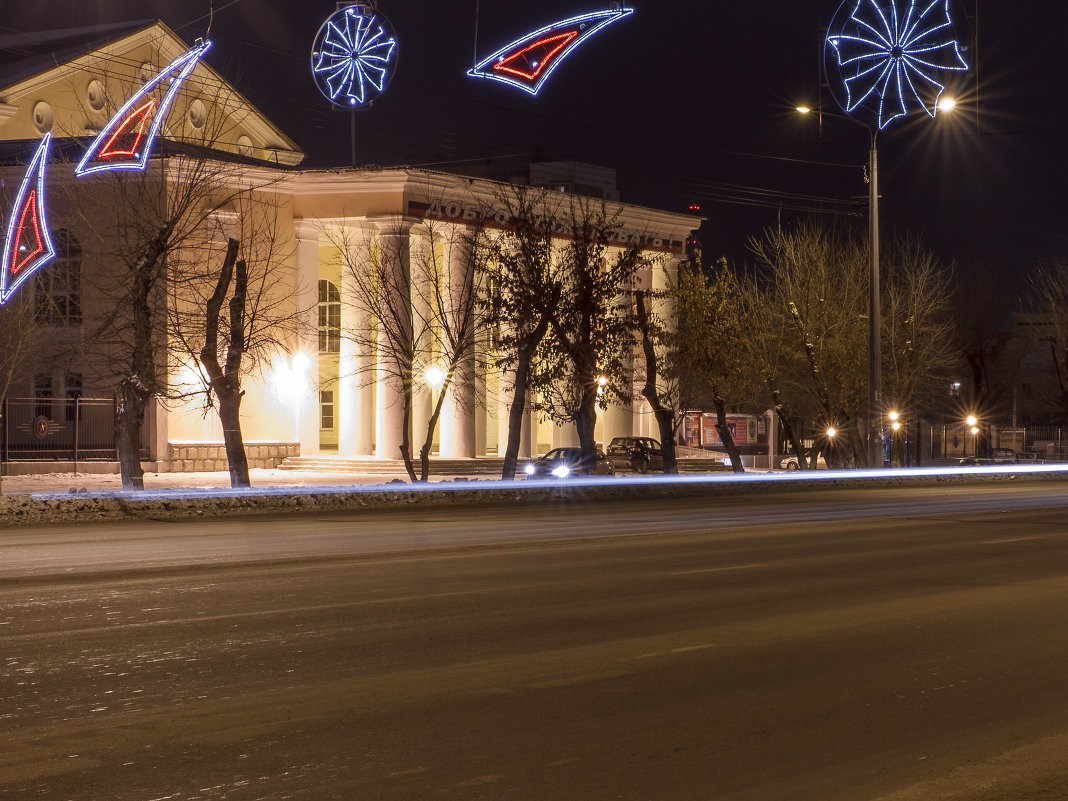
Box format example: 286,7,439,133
826,0,968,130
311,5,398,108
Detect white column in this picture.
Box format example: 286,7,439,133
293,220,321,457
552,420,579,448
410,231,434,451
440,230,477,457
603,404,631,449
337,223,374,457
371,216,415,460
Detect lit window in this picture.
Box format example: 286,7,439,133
320,390,335,430
318,279,341,354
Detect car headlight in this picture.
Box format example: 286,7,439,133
551,465,570,478
524,464,536,475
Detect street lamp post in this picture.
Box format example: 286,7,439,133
819,0,969,468
867,132,881,468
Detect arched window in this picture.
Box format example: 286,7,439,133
318,279,341,354
35,229,82,326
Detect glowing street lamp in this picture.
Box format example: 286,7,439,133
424,364,446,391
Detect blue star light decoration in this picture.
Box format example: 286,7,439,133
311,5,398,108
826,0,968,130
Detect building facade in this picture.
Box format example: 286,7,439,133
1,21,699,471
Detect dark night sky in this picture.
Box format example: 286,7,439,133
8,1,1068,281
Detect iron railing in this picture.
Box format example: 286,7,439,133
1,397,150,464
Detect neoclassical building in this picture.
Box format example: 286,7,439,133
0,21,698,470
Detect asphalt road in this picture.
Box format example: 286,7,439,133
2,480,1068,800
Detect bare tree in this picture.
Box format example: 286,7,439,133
881,236,958,465
481,188,561,480
750,221,869,467
166,191,299,488
539,196,644,474
73,147,286,488
409,220,487,481
669,254,755,473
633,287,679,473
56,41,288,488
331,216,485,482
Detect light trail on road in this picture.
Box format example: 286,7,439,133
2,479,1068,801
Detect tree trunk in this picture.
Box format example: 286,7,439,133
501,312,552,480
398,380,417,482
200,239,251,488
115,379,149,490
115,224,172,490
217,388,249,487
712,391,744,473
765,378,807,469
635,290,677,473
417,368,453,483
574,385,599,474
501,355,531,481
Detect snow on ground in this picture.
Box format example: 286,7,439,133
0,468,416,495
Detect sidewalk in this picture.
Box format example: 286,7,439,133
0,467,441,496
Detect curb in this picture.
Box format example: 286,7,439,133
3,468,1066,528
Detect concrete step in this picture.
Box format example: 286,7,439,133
277,456,506,476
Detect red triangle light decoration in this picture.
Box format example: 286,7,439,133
1,134,55,305
468,7,633,95
76,40,211,176
98,98,158,159
493,31,579,81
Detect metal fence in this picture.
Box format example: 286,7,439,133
1,397,150,464
930,423,1066,461
1025,425,1067,460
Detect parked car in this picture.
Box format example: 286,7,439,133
1014,451,1044,464
524,447,615,479
779,451,827,470
606,436,664,473
959,449,1044,466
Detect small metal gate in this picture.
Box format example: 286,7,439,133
1,397,150,464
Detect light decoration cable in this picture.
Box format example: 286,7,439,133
467,6,634,95
310,5,398,108
75,40,211,176
1,134,55,305
826,0,968,129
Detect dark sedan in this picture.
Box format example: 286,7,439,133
606,436,664,473
523,447,615,479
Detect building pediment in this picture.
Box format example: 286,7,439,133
0,20,303,166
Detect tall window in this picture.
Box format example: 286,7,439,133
318,279,341,354
35,229,82,326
